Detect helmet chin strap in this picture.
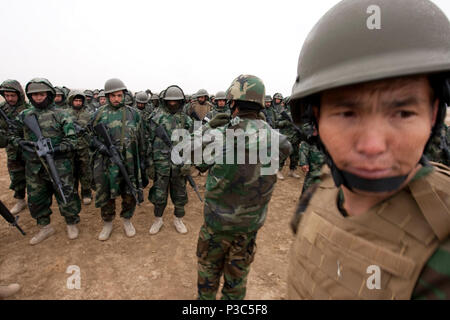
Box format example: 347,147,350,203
329,162,409,193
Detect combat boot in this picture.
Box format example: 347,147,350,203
149,217,163,235
83,197,92,205
277,171,285,180
174,217,188,234
122,218,136,237
10,199,26,215
30,224,55,245
0,283,21,299
288,170,300,179
98,221,113,241
67,224,79,240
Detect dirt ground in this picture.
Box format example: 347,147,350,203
0,149,304,300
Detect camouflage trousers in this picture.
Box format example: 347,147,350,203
280,137,300,170
100,194,136,222
197,225,257,300
26,160,81,226
7,157,26,199
73,148,92,198
148,173,188,217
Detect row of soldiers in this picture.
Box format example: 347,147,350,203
0,74,293,300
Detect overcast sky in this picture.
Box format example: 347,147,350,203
1,0,449,97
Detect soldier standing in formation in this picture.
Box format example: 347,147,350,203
147,85,193,235
204,91,230,122
90,78,145,241
288,0,450,300
66,90,93,205
11,78,81,244
0,80,29,215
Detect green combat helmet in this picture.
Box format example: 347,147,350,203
226,74,265,108
104,78,127,94
25,78,56,102
196,89,209,99
135,91,150,104
67,90,86,106
264,95,272,102
124,91,135,106
289,0,450,193
215,91,227,101
163,85,185,102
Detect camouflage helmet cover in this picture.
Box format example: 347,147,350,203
0,79,26,104
226,74,265,107
83,89,94,97
98,90,106,98
67,90,86,106
273,93,284,100
264,95,273,102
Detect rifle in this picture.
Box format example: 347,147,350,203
152,120,204,203
0,200,26,235
93,123,143,204
280,110,309,141
290,183,319,234
23,114,68,204
0,107,18,130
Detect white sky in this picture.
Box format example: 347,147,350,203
1,0,449,97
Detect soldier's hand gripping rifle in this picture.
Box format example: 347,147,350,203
152,122,204,203
23,114,68,204
0,200,26,235
93,123,143,205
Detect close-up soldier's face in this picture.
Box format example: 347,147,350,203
317,75,438,190
217,100,226,108
198,96,206,104
54,94,63,103
72,97,83,108
31,92,48,104
4,91,19,106
136,102,145,110
274,98,281,105
108,91,124,106
265,101,271,108
99,97,107,105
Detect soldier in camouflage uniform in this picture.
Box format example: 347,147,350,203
11,78,81,244
98,90,107,107
181,75,292,300
272,93,301,180
147,85,193,235
54,86,68,109
425,123,450,166
135,91,154,118
90,78,145,241
185,89,213,121
150,93,160,110
262,95,276,128
204,91,230,123
0,80,29,215
288,0,450,300
84,90,98,112
66,90,93,205
298,124,325,195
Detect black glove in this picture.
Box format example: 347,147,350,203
19,140,36,153
97,144,111,157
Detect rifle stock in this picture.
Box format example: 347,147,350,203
0,200,26,235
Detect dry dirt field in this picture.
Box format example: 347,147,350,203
0,149,304,300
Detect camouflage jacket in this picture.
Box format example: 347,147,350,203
66,106,92,150
272,103,299,140
10,104,77,173
299,138,326,180
182,113,292,233
0,80,29,159
90,103,145,197
425,124,450,166
147,105,193,176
